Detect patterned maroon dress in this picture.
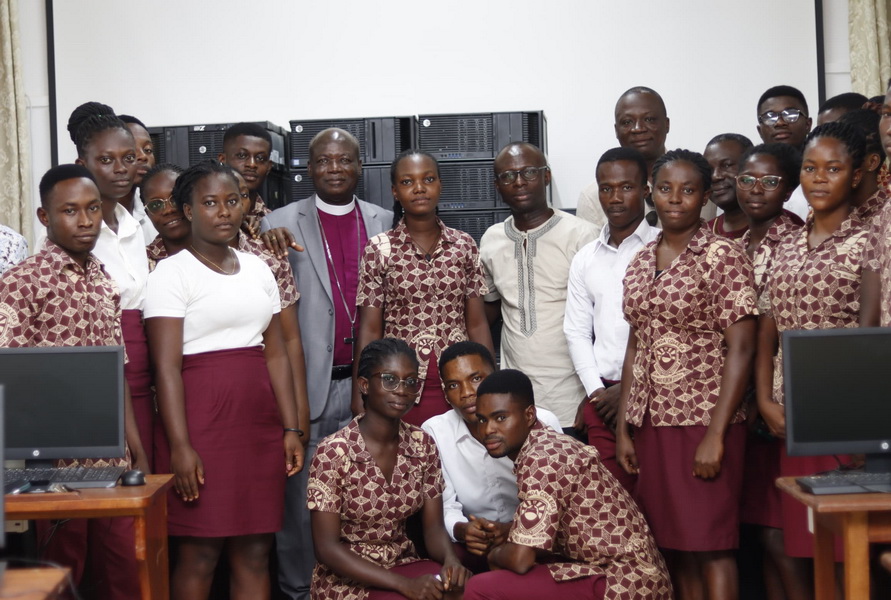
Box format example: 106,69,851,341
766,213,868,558
306,418,444,600
864,200,891,326
622,224,756,551
357,220,487,425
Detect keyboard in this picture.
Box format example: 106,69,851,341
797,471,891,495
4,465,127,490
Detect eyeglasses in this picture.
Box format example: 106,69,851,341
371,372,421,394
736,175,783,191
145,196,176,214
758,108,806,126
495,166,549,185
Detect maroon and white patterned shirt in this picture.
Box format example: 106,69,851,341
236,233,299,308
249,194,272,219
306,418,443,600
740,211,804,303
0,240,128,468
864,201,891,327
357,220,487,382
854,187,890,223
768,214,868,405
510,427,672,598
146,236,167,272
623,225,757,427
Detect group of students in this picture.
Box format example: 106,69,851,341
0,80,889,600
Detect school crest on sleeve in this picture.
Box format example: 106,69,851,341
511,490,557,547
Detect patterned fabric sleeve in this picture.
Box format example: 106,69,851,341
862,215,883,272
506,460,561,553
272,255,300,307
705,240,757,332
306,437,346,514
418,431,445,500
356,234,388,308
0,271,33,346
462,236,488,298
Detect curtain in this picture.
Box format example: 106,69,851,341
849,0,891,97
0,0,31,246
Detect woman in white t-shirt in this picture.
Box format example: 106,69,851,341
145,161,304,599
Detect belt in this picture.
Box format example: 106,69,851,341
331,364,353,380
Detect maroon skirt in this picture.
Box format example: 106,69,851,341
779,446,846,559
402,358,450,428
154,347,285,537
739,434,783,528
634,418,746,552
121,309,154,468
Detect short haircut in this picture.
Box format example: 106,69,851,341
838,108,885,162
596,147,648,185
706,133,754,152
651,149,712,191
139,163,185,199
222,122,272,149
39,164,97,208
67,101,114,143
171,160,239,210
757,85,809,115
739,143,802,189
357,338,419,380
118,114,148,129
438,341,496,374
476,369,534,409
74,114,133,158
308,127,361,161
617,86,667,116
805,121,867,169
818,92,868,115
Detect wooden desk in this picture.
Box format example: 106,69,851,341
777,476,891,600
1,567,69,599
6,474,174,600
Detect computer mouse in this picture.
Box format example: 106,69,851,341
120,469,146,486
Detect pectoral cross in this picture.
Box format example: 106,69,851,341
344,326,356,345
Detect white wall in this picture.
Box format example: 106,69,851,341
18,0,851,227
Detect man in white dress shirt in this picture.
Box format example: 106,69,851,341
421,341,561,571
564,147,659,493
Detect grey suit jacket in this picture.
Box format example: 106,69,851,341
262,196,392,419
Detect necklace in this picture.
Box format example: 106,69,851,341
411,229,440,261
190,245,236,275
317,206,362,345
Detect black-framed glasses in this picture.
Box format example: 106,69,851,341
758,108,805,126
145,196,176,214
371,372,421,394
736,174,783,191
496,166,550,185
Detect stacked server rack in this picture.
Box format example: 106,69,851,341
147,121,290,210
286,117,416,209
416,111,547,245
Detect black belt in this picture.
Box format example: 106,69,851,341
331,364,352,380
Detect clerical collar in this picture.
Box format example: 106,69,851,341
315,195,357,216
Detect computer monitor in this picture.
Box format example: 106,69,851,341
0,346,125,464
783,327,891,473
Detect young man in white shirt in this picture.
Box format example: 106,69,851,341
564,147,659,493
421,341,561,571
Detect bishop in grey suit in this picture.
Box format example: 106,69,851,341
262,128,392,600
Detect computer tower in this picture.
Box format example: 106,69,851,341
417,111,547,160
437,161,501,210
439,208,512,246
288,116,416,168
148,121,288,209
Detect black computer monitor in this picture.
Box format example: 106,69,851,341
783,327,891,473
0,346,125,464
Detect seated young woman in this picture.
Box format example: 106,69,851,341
308,338,471,600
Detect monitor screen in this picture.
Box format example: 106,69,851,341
0,346,125,461
783,328,891,461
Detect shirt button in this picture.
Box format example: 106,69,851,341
327,345,332,352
